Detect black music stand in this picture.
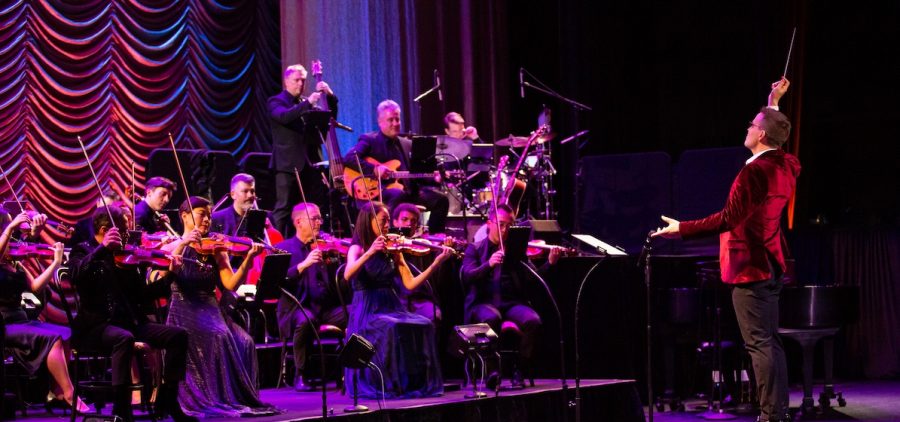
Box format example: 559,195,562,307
409,136,438,174
503,226,532,264
245,209,268,242
258,253,332,418
467,144,493,172
300,110,332,132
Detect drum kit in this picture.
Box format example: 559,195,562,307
434,131,559,220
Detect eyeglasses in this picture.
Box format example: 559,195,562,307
306,216,324,222
748,122,764,130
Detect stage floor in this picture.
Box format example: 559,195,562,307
13,378,644,421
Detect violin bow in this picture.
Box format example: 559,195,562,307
131,161,137,230
293,166,321,251
0,164,26,216
167,132,196,229
77,136,118,234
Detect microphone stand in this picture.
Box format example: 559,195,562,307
520,69,592,112
279,287,330,418
520,260,568,422
637,232,654,422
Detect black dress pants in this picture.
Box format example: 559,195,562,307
732,275,789,419
76,322,188,387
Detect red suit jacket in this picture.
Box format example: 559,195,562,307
680,149,801,284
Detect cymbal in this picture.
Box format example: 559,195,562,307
494,136,530,147
435,135,472,161
495,133,557,148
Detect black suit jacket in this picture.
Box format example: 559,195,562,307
67,239,171,332
267,90,338,173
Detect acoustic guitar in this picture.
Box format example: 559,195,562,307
343,158,464,201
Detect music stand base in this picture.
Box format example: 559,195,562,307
464,391,488,399
344,404,369,413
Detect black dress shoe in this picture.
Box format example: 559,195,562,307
294,377,315,392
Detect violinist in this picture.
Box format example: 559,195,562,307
342,202,453,399
269,64,338,238
390,203,442,324
273,202,346,392
1,213,89,412
460,204,562,388
69,187,121,246
67,206,195,422
134,176,176,234
0,207,47,242
159,197,278,418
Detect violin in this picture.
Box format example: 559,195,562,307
114,245,173,269
526,240,578,259
316,233,350,256
3,242,68,261
384,234,462,259
422,233,468,253
191,233,284,256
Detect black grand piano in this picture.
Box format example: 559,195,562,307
778,284,860,417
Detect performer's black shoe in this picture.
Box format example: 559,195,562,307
156,382,198,422
293,377,316,392
112,386,135,422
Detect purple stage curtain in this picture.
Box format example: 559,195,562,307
0,0,280,225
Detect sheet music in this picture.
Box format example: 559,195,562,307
572,234,628,256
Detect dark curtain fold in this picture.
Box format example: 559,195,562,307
832,228,900,378
0,0,280,225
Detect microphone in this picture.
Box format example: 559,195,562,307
519,67,525,98
637,231,653,268
334,121,353,132
435,69,443,102
560,129,590,145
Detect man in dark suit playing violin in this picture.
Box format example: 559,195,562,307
269,64,338,238
460,204,561,386
653,78,798,422
274,202,346,391
343,99,450,233
67,206,195,422
134,176,176,234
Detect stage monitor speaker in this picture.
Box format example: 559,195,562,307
339,333,376,369
529,219,562,244
451,323,499,357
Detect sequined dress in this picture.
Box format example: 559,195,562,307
165,249,278,417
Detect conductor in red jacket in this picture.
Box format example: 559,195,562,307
653,78,800,422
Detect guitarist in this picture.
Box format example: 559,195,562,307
342,100,450,233
268,64,338,238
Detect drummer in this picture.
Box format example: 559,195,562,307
443,112,481,143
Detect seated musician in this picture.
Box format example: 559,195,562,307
134,176,176,234
443,111,481,143
460,204,561,386
391,203,442,324
342,99,450,233
67,206,195,422
1,213,89,412
211,173,258,238
342,202,453,399
273,203,347,392
69,188,121,246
